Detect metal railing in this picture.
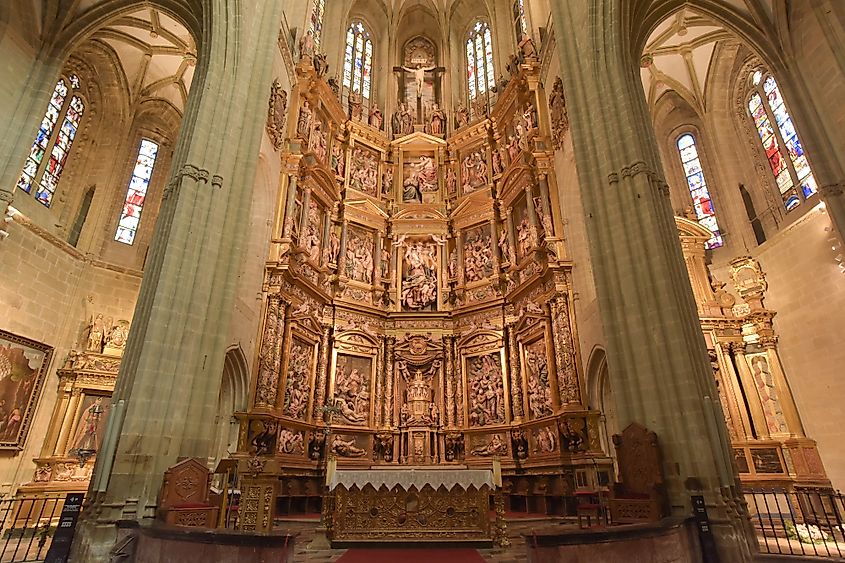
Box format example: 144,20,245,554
0,492,71,562
746,487,845,558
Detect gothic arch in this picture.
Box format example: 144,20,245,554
586,346,618,463
213,344,250,462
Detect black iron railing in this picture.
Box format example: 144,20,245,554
746,487,845,558
0,492,72,562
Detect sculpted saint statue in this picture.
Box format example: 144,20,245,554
369,102,383,130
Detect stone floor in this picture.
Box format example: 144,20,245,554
276,516,570,563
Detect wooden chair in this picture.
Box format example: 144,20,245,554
158,458,219,527
609,423,669,524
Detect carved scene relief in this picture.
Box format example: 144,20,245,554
463,224,493,284
402,153,439,203
400,238,439,311
283,338,313,420
345,226,375,284
460,148,488,195
349,146,380,197
525,340,552,419
747,352,788,434
466,353,506,427
333,354,373,426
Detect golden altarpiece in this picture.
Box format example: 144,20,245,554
677,217,828,489
231,49,612,540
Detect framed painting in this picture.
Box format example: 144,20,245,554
0,330,54,450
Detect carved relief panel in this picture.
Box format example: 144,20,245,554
464,349,508,428
281,337,316,420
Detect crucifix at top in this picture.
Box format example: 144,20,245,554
393,62,446,126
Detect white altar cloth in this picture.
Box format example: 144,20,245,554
329,468,494,491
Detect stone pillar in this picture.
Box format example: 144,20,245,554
72,3,289,559
551,1,753,559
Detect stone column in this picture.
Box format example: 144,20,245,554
313,325,331,422
551,1,753,559
72,3,289,559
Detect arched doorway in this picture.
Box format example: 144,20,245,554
586,347,618,472
214,345,249,464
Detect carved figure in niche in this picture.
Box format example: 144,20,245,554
344,229,374,284
558,419,586,452
507,134,520,163
464,227,493,283
380,247,390,279
69,396,107,455
309,430,327,460
303,201,322,263
297,101,313,140
519,37,538,60
278,428,304,455
382,166,394,197
298,30,315,62
471,433,507,457
511,429,528,460
403,156,437,203
549,77,569,150
402,62,436,98
266,80,288,151
369,102,383,130
313,52,329,77
401,240,438,310
391,103,404,136
749,354,788,434
86,314,106,353
491,149,504,176
455,104,469,129
348,88,363,121
333,356,371,425
467,354,505,427
309,122,327,162
249,420,277,456
526,342,553,418
429,103,445,136
472,95,487,120
461,150,488,194
399,404,409,425
448,248,458,279
534,426,557,454
710,350,737,440
445,432,464,461
331,435,367,457
517,214,537,258
283,341,312,419
498,228,513,265
327,230,340,265
331,143,345,178
374,432,394,462
446,167,457,197
104,320,129,353
534,196,553,238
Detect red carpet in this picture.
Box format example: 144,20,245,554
335,547,487,563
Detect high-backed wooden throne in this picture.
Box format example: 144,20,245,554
609,423,669,524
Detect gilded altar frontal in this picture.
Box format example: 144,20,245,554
0,1,843,561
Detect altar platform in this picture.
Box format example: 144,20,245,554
325,466,504,547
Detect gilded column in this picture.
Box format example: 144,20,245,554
714,341,754,439
313,324,332,422
549,295,579,406
731,342,770,439
298,187,312,242
282,174,299,239
384,336,396,426
337,220,349,279
453,338,463,426
56,389,83,456
374,336,385,427
444,335,456,428
254,295,286,408
505,207,517,265
759,337,804,437
507,326,525,420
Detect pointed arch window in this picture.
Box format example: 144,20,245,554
512,0,529,43
309,0,325,50
16,74,86,207
747,70,817,212
466,21,495,103
115,139,159,245
342,21,373,103
677,133,723,249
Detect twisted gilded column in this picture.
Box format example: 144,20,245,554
506,326,524,420
312,324,332,422
254,294,286,408
384,336,396,426
444,335,456,427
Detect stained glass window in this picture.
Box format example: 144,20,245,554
309,0,325,50
466,21,495,103
342,21,373,101
115,139,159,245
513,0,529,43
16,74,86,207
677,134,723,249
747,71,817,212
